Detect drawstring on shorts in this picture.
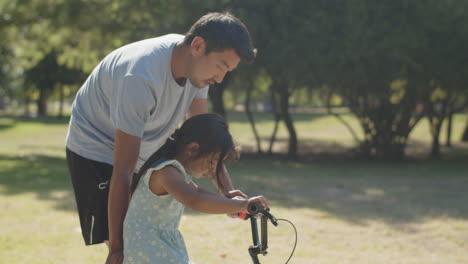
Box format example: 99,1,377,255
98,180,109,190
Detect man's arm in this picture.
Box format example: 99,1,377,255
106,129,141,263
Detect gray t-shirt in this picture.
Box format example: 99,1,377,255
66,34,208,170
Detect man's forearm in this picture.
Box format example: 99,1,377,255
107,169,132,251
108,129,141,251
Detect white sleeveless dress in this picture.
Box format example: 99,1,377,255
123,159,193,264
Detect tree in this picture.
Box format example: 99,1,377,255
305,0,441,159
462,118,468,142
24,52,59,116
241,66,270,154
23,50,85,116
418,0,468,157
236,0,319,159
3,0,219,116
0,40,14,111
208,72,232,118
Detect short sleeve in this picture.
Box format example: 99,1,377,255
142,160,191,187
194,86,209,99
110,75,156,137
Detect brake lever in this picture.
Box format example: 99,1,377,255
247,202,278,226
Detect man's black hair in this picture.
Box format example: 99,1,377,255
183,12,257,64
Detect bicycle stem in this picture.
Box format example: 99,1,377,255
245,202,279,263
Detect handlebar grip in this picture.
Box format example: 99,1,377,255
248,202,264,215
238,212,249,220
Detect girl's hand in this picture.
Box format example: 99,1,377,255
231,195,247,201
225,189,248,199
228,195,248,218
247,196,269,211
225,190,248,218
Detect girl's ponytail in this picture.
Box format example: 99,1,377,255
130,129,179,195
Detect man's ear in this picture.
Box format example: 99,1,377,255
190,36,206,57
185,142,200,157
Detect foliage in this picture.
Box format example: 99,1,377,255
1,0,467,159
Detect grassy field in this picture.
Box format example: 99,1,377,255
0,112,467,264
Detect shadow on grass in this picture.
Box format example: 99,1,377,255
0,154,76,212
222,157,468,227
1,153,468,228
0,118,16,131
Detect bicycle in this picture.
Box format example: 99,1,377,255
239,203,298,264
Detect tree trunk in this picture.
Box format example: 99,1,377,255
462,117,468,142
268,119,280,154
326,89,361,145
278,86,297,160
268,84,281,154
24,96,31,117
245,83,262,153
427,99,449,158
429,116,445,159
208,85,226,118
58,85,65,119
208,73,231,118
431,130,441,158
446,110,454,147
0,95,5,110
37,88,49,117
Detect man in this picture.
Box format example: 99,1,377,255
65,12,256,264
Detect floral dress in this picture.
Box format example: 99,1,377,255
123,159,193,264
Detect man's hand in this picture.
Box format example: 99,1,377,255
105,250,123,264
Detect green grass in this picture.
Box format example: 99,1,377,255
0,113,467,264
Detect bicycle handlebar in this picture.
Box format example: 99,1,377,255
247,202,278,226
239,202,279,264
239,202,297,264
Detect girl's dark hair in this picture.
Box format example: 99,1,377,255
131,113,238,194
183,12,257,64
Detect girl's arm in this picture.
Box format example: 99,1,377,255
149,166,266,214
187,181,249,202
188,181,220,197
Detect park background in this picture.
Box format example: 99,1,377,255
1,1,467,263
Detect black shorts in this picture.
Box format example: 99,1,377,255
66,148,113,245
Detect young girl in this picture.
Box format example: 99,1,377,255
123,113,268,264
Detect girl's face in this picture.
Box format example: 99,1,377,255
188,152,221,179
